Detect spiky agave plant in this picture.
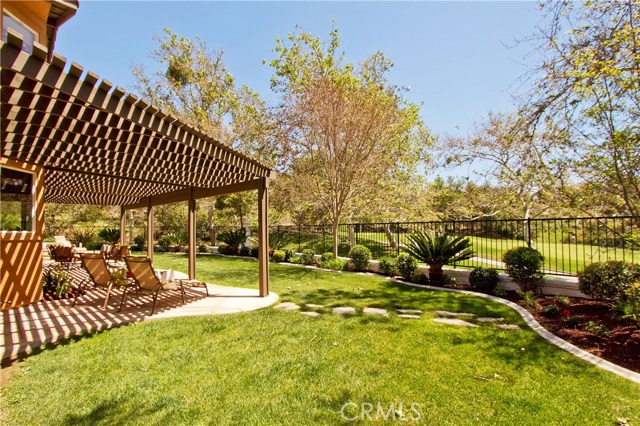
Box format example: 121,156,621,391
402,230,475,284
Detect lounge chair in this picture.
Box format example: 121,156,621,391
48,245,77,269
123,256,185,314
74,253,132,309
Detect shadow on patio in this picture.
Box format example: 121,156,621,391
1,263,278,364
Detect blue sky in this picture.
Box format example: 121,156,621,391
56,1,543,177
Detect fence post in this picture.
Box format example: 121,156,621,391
298,224,302,253
527,218,532,248
396,222,400,257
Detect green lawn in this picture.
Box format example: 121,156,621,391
1,254,639,425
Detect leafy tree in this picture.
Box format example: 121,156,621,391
269,26,432,256
522,0,640,216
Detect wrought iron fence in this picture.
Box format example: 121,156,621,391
262,217,639,277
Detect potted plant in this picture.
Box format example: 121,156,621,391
402,230,475,284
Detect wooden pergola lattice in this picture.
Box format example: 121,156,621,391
1,32,273,295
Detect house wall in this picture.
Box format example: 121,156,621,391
1,158,45,310
0,1,51,45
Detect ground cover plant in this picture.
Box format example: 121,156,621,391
2,254,640,425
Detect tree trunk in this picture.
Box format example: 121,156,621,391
429,263,444,284
384,225,397,249
348,225,356,248
332,221,339,258
207,203,216,243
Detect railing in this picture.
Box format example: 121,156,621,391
262,217,639,277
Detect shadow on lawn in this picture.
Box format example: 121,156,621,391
61,398,169,426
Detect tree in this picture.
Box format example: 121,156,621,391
522,0,640,216
441,112,568,223
269,26,431,256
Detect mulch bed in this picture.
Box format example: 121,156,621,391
438,282,640,373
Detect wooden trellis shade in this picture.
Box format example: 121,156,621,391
1,33,272,206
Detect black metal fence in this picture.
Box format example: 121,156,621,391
261,216,639,276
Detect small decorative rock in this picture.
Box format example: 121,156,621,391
301,311,321,317
397,309,423,314
274,302,300,311
497,324,522,330
305,304,325,309
398,314,421,320
363,307,388,316
432,318,479,327
332,307,356,315
434,310,475,318
476,317,504,323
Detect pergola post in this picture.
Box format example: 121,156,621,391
147,198,154,262
188,187,196,279
257,178,269,297
119,206,126,246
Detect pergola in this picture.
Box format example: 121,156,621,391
1,33,273,295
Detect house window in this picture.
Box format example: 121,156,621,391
0,167,34,232
2,12,38,54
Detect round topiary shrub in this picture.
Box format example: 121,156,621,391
301,249,316,265
378,256,397,276
503,246,544,292
271,250,286,262
239,246,251,256
349,245,371,271
578,261,640,301
469,267,500,293
321,252,335,264
396,253,418,280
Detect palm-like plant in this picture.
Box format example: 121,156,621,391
402,230,475,284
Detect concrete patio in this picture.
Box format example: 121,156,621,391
1,265,279,365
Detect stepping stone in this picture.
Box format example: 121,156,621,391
435,310,475,318
274,302,300,311
397,309,423,314
497,324,521,330
301,311,321,317
476,317,504,323
432,318,478,327
305,304,325,309
363,307,388,316
398,314,421,320
332,307,356,315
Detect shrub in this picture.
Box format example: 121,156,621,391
217,228,246,254
378,256,397,276
395,253,417,280
217,243,231,255
133,235,145,251
251,247,259,258
555,295,571,306
493,282,507,297
42,266,73,299
503,247,545,292
323,258,346,271
349,245,371,271
320,252,335,264
199,244,210,254
239,246,251,256
158,231,188,252
98,227,120,244
403,230,474,284
615,281,640,323
469,267,500,293
544,304,562,315
289,255,302,264
301,249,316,265
272,250,286,262
284,250,294,262
68,228,95,247
577,261,640,301
268,229,292,251
411,272,429,285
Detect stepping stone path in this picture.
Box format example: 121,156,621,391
332,307,356,315
476,317,504,323
397,309,423,315
435,310,475,318
363,307,388,316
274,302,300,311
305,304,324,309
301,311,321,317
497,324,521,330
398,314,421,320
432,318,478,327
